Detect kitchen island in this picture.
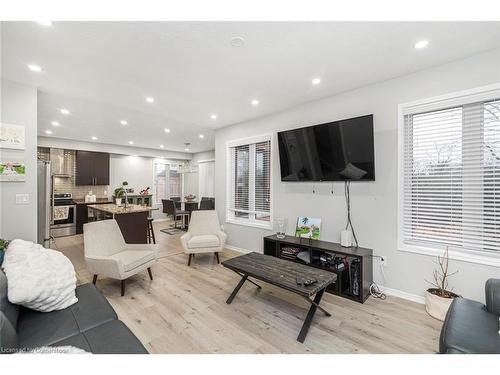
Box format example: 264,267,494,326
87,204,155,244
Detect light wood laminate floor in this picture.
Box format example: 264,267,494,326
53,220,442,354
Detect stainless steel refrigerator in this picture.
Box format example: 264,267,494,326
37,160,52,247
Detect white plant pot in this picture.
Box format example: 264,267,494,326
425,290,455,321
115,198,122,206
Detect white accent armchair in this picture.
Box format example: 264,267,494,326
83,219,159,296
180,210,227,266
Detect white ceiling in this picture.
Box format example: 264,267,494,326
2,21,500,153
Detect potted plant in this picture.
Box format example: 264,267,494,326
114,181,129,207
425,247,459,321
0,239,10,266
114,187,125,206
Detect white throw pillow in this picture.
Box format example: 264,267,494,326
2,239,78,312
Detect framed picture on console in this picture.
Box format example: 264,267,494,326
295,217,321,240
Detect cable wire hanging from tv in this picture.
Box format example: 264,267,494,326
344,181,359,247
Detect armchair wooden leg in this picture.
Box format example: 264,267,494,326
188,253,193,266
215,252,220,264
147,267,153,280
121,279,126,296
92,275,98,284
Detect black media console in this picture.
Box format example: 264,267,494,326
263,234,373,303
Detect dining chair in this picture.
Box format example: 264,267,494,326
199,199,213,210
170,196,182,210
162,199,189,229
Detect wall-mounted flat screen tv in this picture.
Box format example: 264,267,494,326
277,114,375,181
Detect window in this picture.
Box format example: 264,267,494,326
153,163,167,204
399,84,500,264
153,161,183,204
227,135,272,228
169,166,181,198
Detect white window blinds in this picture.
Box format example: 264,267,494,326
228,137,271,226
402,97,500,254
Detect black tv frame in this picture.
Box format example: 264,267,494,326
277,114,375,182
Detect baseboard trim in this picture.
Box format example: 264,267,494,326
379,286,425,304
224,244,426,305
224,244,252,254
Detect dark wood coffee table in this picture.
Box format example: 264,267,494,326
222,252,337,343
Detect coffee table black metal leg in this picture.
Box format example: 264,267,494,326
226,274,248,304
297,288,326,343
301,295,331,317
233,270,262,289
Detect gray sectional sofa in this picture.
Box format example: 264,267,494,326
0,268,147,354
439,279,500,354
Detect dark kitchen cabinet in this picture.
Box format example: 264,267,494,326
75,151,110,185
76,204,88,234
75,200,112,234
93,152,110,185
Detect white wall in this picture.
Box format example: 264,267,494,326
183,150,215,197
215,48,500,303
0,80,38,241
191,150,215,162
109,154,154,196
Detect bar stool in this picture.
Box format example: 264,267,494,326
147,218,156,244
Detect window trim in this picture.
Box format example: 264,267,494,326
226,134,273,230
397,83,500,266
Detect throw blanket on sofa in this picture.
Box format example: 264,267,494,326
2,239,78,312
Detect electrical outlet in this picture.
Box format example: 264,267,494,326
380,256,388,267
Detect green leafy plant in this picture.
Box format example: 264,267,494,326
0,239,9,252
114,187,125,198
114,181,129,198
0,239,10,265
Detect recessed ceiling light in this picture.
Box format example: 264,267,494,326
251,99,259,106
120,120,128,125
159,144,164,148
230,36,245,48
164,128,170,133
51,121,60,127
199,134,205,139
210,114,217,120
36,21,52,27
128,141,134,145
415,40,429,49
145,96,155,103
312,77,321,85
185,148,190,152
60,108,70,115
91,136,98,141
27,64,42,72
44,130,53,135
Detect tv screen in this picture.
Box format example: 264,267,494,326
277,114,375,181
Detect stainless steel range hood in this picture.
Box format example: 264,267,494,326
50,148,72,177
